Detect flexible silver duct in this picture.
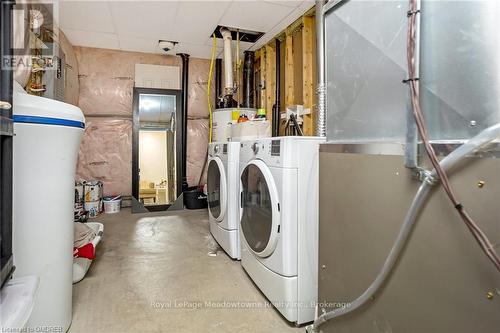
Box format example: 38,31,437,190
316,0,326,137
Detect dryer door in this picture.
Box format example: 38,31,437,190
240,160,280,258
207,157,227,222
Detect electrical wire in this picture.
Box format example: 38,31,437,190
208,33,217,143
406,0,500,271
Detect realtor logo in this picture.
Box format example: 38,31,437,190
3,1,58,71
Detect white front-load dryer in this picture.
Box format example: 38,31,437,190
207,142,241,259
239,136,325,325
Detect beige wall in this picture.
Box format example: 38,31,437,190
139,131,167,186
74,47,212,196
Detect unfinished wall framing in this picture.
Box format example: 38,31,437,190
255,11,317,136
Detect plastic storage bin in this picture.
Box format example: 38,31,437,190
73,222,104,283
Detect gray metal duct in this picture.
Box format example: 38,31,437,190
324,0,500,144
419,0,500,141
324,0,408,143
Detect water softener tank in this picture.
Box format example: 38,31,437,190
12,82,85,332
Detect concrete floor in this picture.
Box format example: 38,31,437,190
70,208,302,333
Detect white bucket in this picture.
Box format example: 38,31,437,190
103,196,121,214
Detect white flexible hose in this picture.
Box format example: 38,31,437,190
436,123,500,176
309,123,500,332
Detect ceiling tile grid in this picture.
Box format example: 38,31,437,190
59,0,313,59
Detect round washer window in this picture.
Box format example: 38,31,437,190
240,164,273,253
207,159,222,219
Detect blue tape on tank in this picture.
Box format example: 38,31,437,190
13,115,85,129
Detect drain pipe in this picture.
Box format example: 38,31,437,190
316,0,327,137
272,39,281,137
177,53,189,191
404,0,421,168
215,58,222,108
242,51,255,108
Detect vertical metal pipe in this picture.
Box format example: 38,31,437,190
404,0,421,168
177,53,189,190
242,51,255,108
215,58,222,108
316,0,327,137
0,0,14,286
273,39,281,137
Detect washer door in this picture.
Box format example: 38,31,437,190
207,157,227,222
240,160,280,258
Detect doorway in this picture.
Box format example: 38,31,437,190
132,88,183,212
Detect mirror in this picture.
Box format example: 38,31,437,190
133,89,182,211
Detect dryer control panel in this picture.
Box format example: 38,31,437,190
209,142,239,163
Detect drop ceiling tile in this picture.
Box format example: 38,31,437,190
174,1,231,44
220,1,295,32
109,1,180,40
203,37,254,51
250,2,314,50
175,43,223,60
264,0,303,8
62,28,120,50
299,1,316,11
59,1,115,33
118,36,157,54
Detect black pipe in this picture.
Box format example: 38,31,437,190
272,39,281,137
215,58,222,108
0,0,14,286
177,53,189,190
242,51,255,108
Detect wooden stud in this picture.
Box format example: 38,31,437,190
302,15,315,136
255,12,317,135
259,49,266,110
284,34,295,109
265,43,276,122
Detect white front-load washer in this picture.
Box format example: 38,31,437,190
239,136,325,325
207,142,241,259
